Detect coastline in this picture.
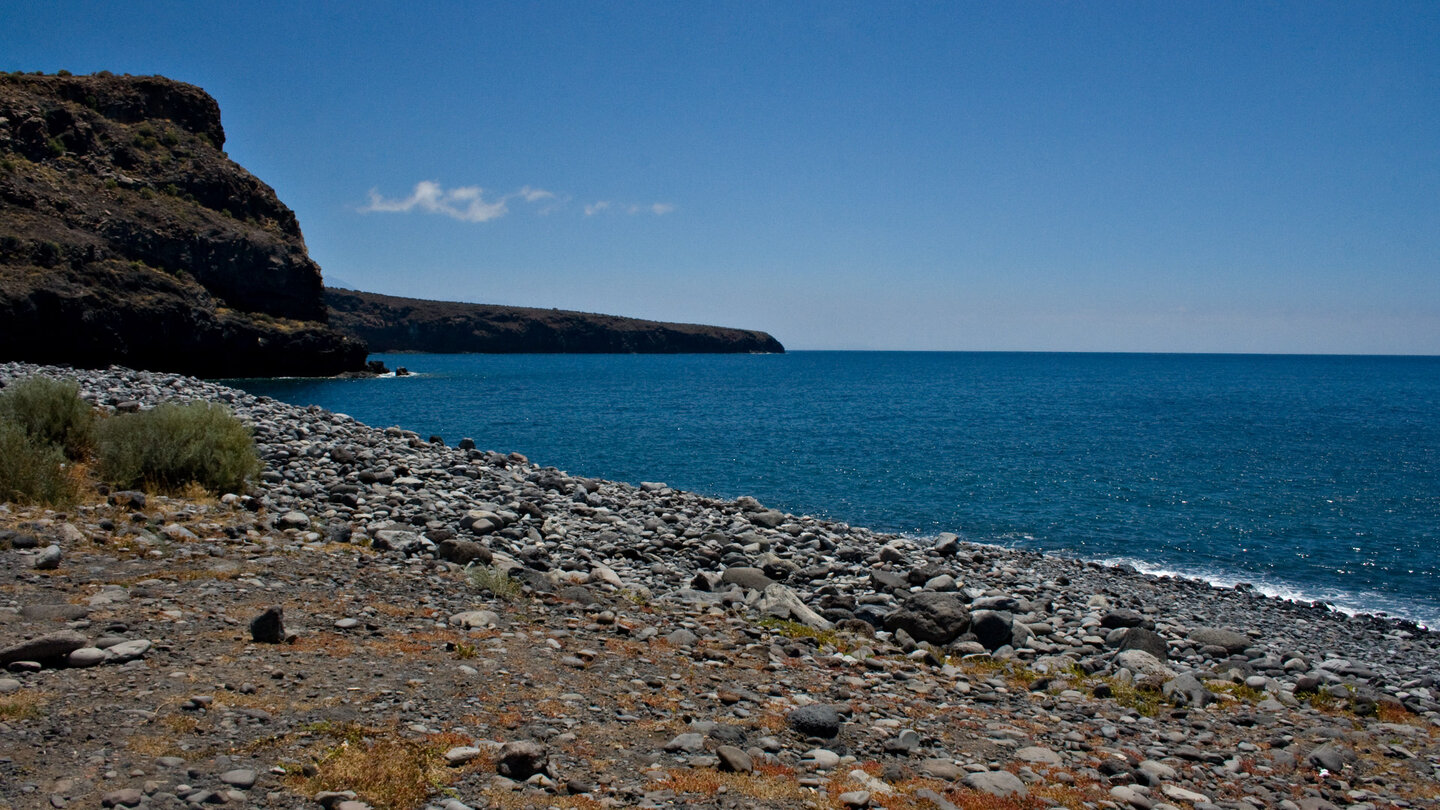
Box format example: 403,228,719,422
3,361,1438,809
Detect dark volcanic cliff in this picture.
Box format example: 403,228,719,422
0,72,365,377
326,288,785,354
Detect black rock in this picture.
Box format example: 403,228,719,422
970,610,1015,651
1100,609,1146,629
883,592,970,645
249,607,285,644
1116,627,1169,660
788,704,842,739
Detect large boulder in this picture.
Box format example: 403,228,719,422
0,630,88,665
969,610,1015,651
757,584,833,631
1116,627,1169,660
883,592,970,645
1188,627,1252,654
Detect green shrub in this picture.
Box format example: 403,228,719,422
0,376,95,459
0,420,80,505
97,401,261,494
467,564,522,601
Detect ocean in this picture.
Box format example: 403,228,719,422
232,351,1440,629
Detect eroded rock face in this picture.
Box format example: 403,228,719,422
0,72,365,377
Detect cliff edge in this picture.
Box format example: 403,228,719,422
326,288,785,354
0,72,365,377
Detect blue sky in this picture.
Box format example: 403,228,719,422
6,2,1438,352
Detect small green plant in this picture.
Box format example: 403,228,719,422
1107,679,1162,717
0,420,81,506
56,69,72,77
0,375,95,459
46,136,65,157
1208,680,1266,703
467,564,521,601
452,641,478,660
97,401,261,494
104,177,119,189
137,186,155,200
758,617,849,651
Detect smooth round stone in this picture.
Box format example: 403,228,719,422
0,678,21,694
219,769,257,789
67,647,108,668
444,746,482,765
715,745,753,773
803,748,841,770
334,618,360,630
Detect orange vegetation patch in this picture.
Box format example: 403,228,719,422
661,767,811,804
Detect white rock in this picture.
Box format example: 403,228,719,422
1162,784,1210,804
803,748,841,770
449,610,500,629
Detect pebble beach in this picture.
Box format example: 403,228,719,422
1,362,1437,810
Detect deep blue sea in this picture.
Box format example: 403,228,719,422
233,352,1440,629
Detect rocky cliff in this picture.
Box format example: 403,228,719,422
326,288,786,354
0,72,366,377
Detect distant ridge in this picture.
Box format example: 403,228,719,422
325,288,785,355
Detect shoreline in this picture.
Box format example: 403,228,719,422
7,360,1436,659
3,360,1440,808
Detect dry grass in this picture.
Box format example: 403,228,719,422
161,713,200,735
287,724,465,810
477,791,610,810
660,764,811,804
112,565,253,586
127,733,189,759
0,689,47,720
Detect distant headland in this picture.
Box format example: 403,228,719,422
325,288,784,355
0,72,781,378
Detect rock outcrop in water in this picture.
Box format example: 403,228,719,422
0,72,366,377
325,287,785,354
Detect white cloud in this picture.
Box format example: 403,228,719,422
361,181,556,223
585,199,675,217
363,181,674,222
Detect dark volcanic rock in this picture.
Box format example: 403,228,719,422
788,704,842,739
0,72,366,377
0,629,88,665
249,606,285,644
884,592,970,645
970,609,1014,651
1117,626,1169,660
325,288,785,355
